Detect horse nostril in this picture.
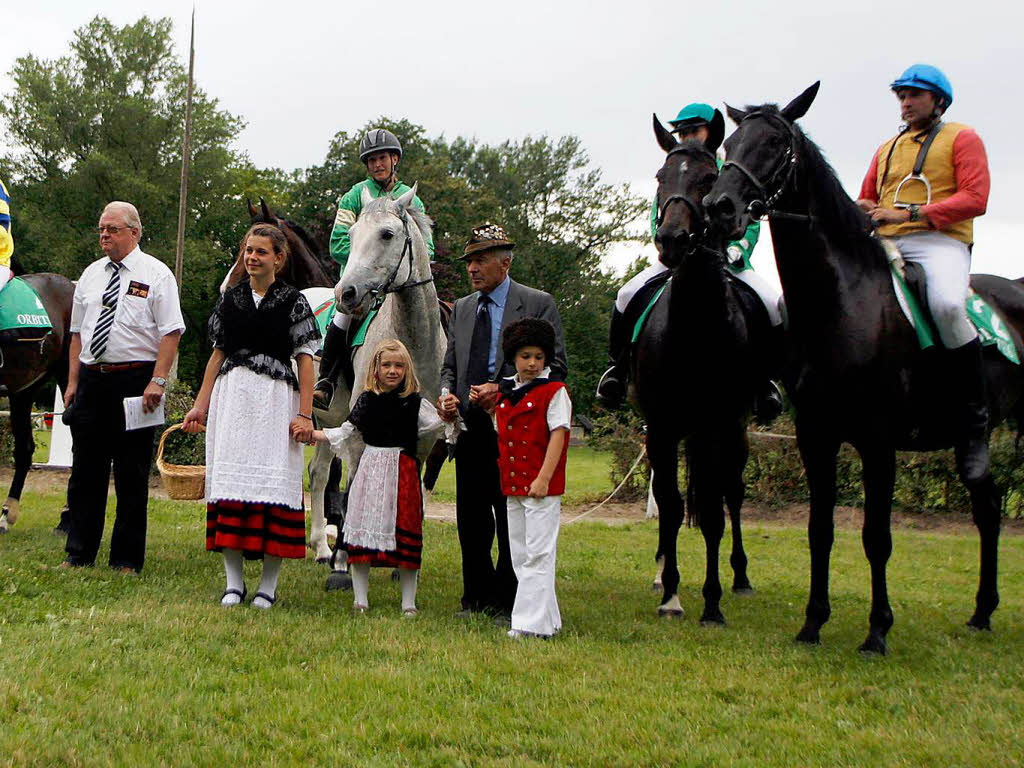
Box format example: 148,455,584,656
341,286,356,305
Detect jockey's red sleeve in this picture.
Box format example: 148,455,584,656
921,129,990,231
859,150,881,203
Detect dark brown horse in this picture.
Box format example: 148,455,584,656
706,83,1024,653
630,117,779,622
1,273,76,532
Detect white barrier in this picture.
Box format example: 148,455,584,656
44,386,72,468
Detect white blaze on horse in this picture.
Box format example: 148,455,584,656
308,184,445,575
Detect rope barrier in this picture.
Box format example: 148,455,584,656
564,445,648,526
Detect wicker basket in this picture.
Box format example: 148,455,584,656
156,423,206,500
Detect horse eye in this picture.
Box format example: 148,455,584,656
381,230,394,241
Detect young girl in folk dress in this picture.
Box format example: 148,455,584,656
183,224,319,609
313,338,443,615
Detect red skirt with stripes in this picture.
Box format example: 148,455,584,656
206,500,306,560
346,453,423,569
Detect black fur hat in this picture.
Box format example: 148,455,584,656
502,317,556,366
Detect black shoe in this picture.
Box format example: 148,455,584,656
753,380,784,426
314,322,349,409
596,366,626,409
950,339,991,486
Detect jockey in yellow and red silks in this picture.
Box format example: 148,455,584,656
0,179,12,293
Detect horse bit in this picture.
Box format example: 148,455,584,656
655,144,724,257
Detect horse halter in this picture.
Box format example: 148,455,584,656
367,208,434,310
720,112,810,223
655,144,717,247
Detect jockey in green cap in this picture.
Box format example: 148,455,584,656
597,104,783,420
314,128,434,408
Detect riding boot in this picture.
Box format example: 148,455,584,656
752,380,784,426
596,309,630,409
950,338,991,486
313,323,352,410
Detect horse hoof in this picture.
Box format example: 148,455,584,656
699,612,726,626
966,615,992,632
657,607,684,619
0,525,7,535
315,556,331,565
325,572,353,592
651,580,662,591
731,584,755,596
53,525,69,537
795,625,820,645
857,634,887,656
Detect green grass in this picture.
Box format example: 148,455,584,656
1,491,1022,766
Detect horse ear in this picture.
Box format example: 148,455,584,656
781,81,820,122
653,113,678,154
361,185,374,208
725,104,748,125
259,197,273,222
394,182,418,211
247,198,258,220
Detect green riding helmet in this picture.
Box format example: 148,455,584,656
668,103,725,150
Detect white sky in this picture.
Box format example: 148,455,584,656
2,0,1022,290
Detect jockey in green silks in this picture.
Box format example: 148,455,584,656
596,103,784,419
314,128,434,408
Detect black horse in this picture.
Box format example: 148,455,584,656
0,273,76,532
706,82,1024,653
630,116,779,622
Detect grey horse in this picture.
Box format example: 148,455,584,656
308,184,446,585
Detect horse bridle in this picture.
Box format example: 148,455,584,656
720,111,812,224
367,208,434,310
655,144,719,254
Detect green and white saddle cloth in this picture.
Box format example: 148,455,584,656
310,296,377,350
0,277,52,336
881,239,1019,364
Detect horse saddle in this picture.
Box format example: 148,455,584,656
882,239,1019,364
311,296,453,355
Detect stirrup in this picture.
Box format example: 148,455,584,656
752,381,784,426
596,366,625,408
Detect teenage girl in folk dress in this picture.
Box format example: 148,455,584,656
184,224,320,609
313,338,443,615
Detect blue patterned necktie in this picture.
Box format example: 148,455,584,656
90,261,122,360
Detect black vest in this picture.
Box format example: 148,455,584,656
218,279,300,371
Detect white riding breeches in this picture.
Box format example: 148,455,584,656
331,310,352,330
615,262,668,313
892,231,975,348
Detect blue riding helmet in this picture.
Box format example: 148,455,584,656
890,64,954,109
668,103,725,149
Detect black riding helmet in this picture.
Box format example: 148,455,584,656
359,128,403,162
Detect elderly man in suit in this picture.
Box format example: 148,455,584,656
438,223,567,620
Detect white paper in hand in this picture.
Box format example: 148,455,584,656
123,395,165,431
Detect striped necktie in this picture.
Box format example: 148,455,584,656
90,261,122,360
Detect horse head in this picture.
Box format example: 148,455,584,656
652,113,721,269
335,183,433,318
705,82,820,240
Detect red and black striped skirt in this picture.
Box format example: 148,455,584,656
206,500,306,560
346,453,423,569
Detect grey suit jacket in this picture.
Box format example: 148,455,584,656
441,278,567,416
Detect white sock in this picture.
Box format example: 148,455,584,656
399,568,418,612
253,555,282,608
221,549,245,606
351,563,370,608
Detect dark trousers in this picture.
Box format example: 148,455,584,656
455,407,517,613
65,364,157,571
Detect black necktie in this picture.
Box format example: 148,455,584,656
467,294,491,387
90,261,122,360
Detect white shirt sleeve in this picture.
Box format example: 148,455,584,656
70,279,86,333
546,388,572,431
149,271,186,337
418,397,445,440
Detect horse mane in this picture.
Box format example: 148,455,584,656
362,195,434,246
747,104,880,258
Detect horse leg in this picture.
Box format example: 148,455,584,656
724,425,753,594
857,443,896,655
2,392,35,532
966,476,1001,630
689,434,726,625
648,433,684,617
795,423,839,645
306,442,334,563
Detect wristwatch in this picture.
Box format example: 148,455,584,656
151,376,167,387
908,204,921,222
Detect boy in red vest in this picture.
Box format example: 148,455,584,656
491,318,571,638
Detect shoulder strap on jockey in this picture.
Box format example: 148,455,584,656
912,121,944,176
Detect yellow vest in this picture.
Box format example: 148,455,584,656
874,122,974,244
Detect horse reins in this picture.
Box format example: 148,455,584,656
656,144,721,257
367,208,434,310
720,112,814,225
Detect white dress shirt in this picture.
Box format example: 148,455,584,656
71,246,186,364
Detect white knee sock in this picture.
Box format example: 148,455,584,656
253,555,282,608
221,549,245,605
399,568,418,612
351,563,370,607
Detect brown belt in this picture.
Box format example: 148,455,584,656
82,361,153,373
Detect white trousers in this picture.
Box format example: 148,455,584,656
507,495,562,636
615,262,668,313
892,231,975,348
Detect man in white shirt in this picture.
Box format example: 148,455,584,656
61,201,185,574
